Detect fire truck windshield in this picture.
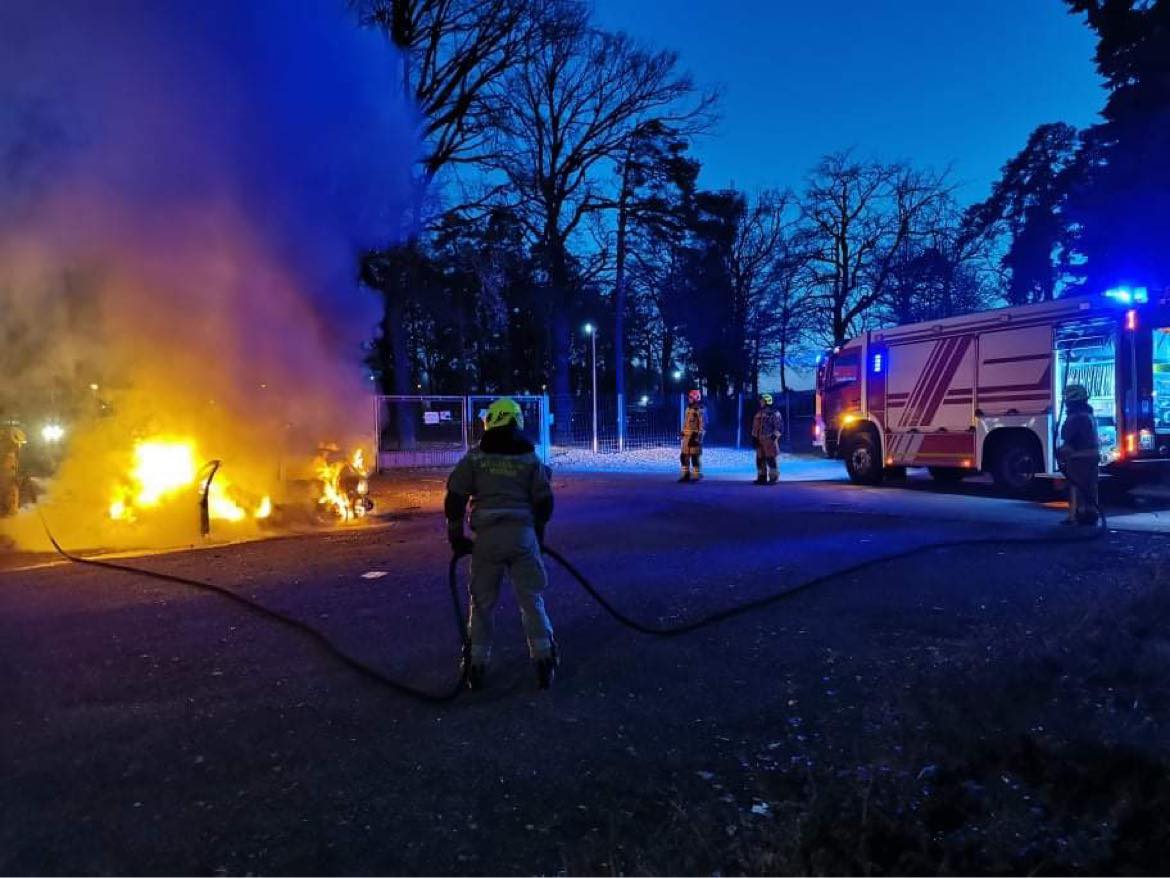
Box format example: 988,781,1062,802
824,350,860,388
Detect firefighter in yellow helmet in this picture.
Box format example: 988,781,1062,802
1056,383,1100,525
445,398,558,689
751,393,784,484
679,388,706,482
1,425,27,517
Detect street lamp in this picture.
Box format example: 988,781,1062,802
584,323,598,453
672,370,683,381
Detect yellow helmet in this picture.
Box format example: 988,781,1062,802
1065,384,1090,403
485,397,524,430
760,393,774,406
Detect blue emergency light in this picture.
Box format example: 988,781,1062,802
1105,286,1149,305
872,352,883,374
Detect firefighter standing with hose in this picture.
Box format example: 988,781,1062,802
679,389,706,482
1056,383,1100,526
751,394,784,485
445,398,559,690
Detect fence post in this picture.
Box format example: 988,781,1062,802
785,391,792,452
617,392,625,453
678,392,684,433
461,395,470,452
540,394,552,461
735,392,743,449
372,394,381,474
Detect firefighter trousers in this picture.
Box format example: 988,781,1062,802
1065,458,1099,523
468,522,554,662
680,434,702,474
755,438,779,482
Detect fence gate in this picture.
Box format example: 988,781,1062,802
374,395,467,470
374,394,550,470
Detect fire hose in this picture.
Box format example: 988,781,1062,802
41,488,1107,703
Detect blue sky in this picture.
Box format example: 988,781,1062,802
591,0,1105,202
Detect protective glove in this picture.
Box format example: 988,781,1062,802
448,532,475,557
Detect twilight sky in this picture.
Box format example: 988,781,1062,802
590,0,1106,202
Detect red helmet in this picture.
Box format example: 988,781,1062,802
687,389,702,404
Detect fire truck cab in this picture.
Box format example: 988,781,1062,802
815,290,1170,492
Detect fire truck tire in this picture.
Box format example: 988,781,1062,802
989,436,1041,493
928,467,966,484
844,432,884,485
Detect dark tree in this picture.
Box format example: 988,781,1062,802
969,123,1080,304
353,0,538,394
801,153,950,346
490,0,714,429
1064,0,1170,293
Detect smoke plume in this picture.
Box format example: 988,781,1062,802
0,0,416,550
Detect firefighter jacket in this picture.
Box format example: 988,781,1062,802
751,408,783,442
445,426,554,532
682,403,706,437
1059,406,1100,461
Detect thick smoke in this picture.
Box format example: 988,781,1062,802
0,0,416,549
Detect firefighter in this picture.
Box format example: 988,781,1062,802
1,425,26,517
1056,384,1100,526
679,389,706,482
445,397,558,690
751,393,784,485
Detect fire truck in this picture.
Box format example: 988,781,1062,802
815,289,1170,491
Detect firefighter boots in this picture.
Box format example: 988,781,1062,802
460,645,487,691
535,641,560,689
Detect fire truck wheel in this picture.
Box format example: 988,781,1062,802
844,432,884,485
989,437,1041,493
928,467,966,484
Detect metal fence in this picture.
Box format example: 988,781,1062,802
374,394,550,470
374,395,468,469
373,391,815,468
468,395,551,460
552,390,817,453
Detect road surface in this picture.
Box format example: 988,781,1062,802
3,461,1168,873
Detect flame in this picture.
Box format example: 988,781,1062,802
315,446,369,522
108,437,270,524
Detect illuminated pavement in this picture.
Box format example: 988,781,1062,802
2,468,1168,872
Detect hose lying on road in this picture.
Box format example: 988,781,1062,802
41,493,1106,703
40,515,469,704
542,467,1109,637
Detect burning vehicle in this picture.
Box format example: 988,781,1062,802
311,443,374,523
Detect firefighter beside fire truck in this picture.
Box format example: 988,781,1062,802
445,397,558,690
1057,384,1101,525
679,389,706,482
751,394,783,485
816,291,1170,494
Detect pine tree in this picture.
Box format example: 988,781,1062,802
1065,0,1170,293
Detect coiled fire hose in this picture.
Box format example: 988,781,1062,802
41,488,1107,703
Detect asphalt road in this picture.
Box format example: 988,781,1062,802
2,468,1168,873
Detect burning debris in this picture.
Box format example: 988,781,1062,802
313,445,374,523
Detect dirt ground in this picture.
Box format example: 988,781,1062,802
2,469,1169,874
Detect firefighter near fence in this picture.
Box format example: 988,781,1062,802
444,397,560,691
679,389,706,482
751,394,784,485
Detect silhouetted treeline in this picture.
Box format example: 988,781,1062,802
353,0,1170,409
